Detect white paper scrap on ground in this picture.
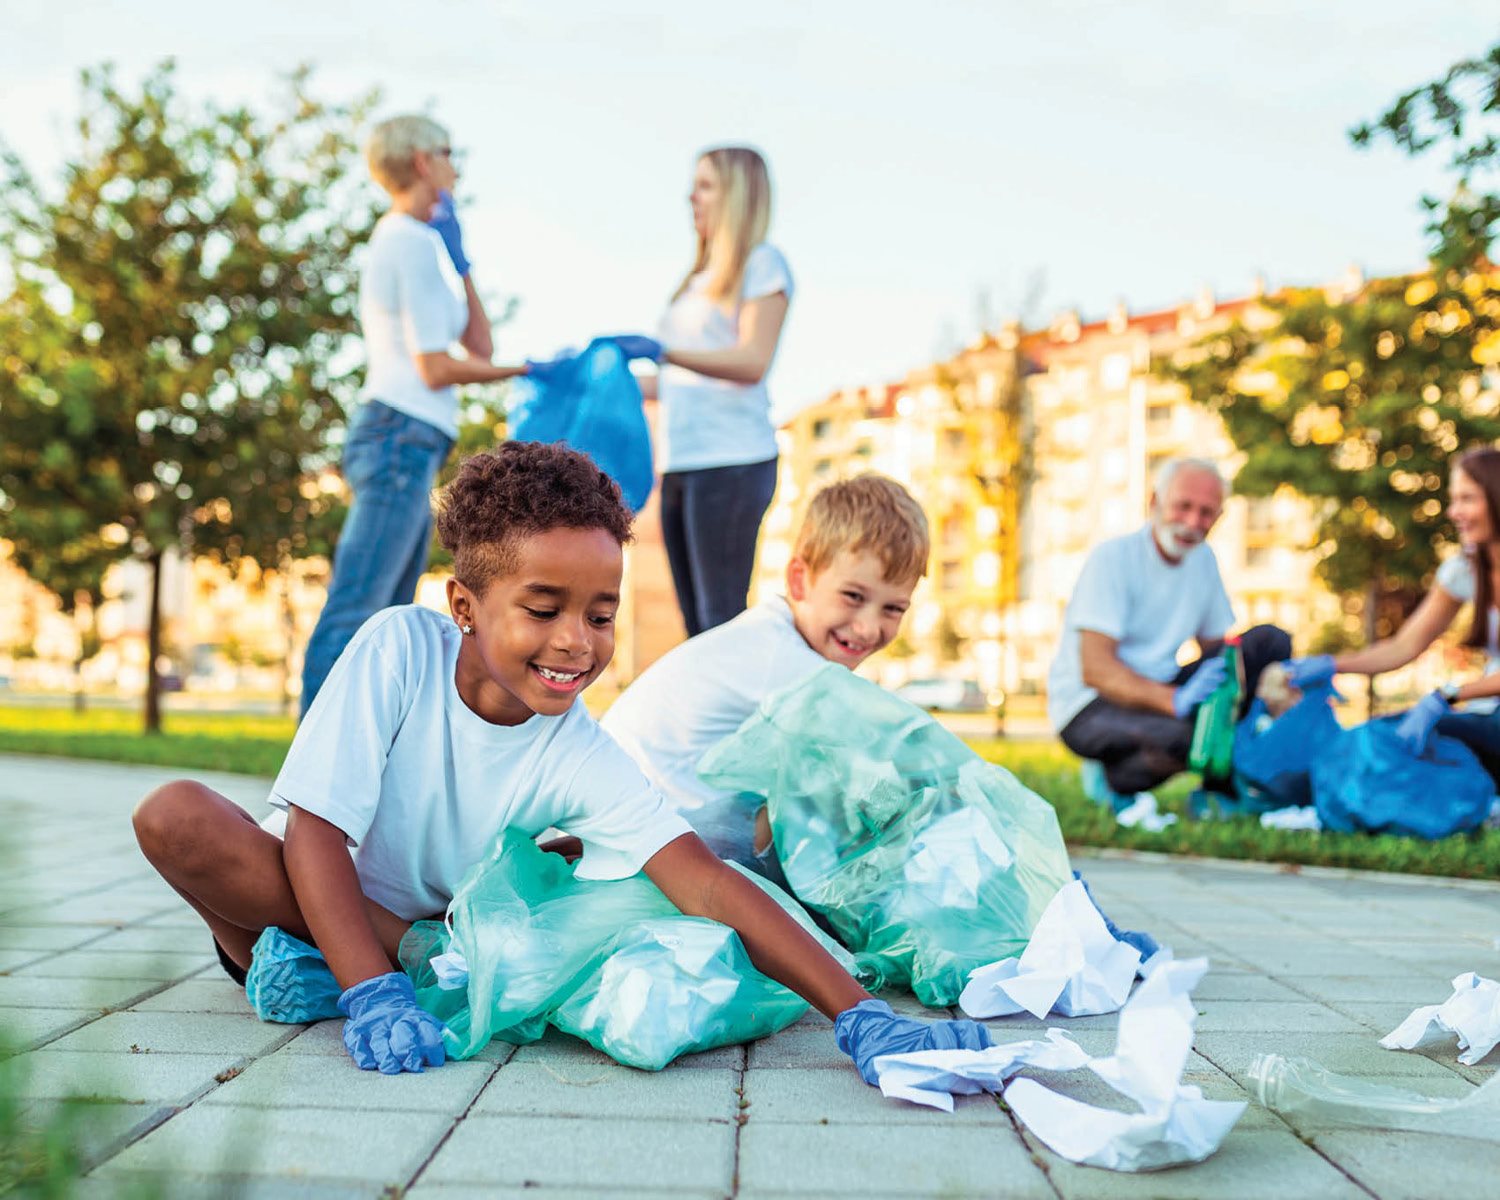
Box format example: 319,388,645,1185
958,879,1141,1019
1381,972,1500,1065
883,957,1245,1170
873,1029,1091,1111
1115,793,1178,831
429,949,470,991
1260,806,1322,832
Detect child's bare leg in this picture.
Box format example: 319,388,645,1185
132,780,409,973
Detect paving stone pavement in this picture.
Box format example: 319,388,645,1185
1,752,1497,1199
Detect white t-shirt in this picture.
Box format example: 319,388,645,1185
269,606,692,920
656,243,793,472
1047,524,1236,731
602,594,825,815
359,213,469,437
1435,553,1500,669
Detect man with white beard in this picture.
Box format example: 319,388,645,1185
1047,457,1291,811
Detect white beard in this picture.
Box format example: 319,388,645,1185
1153,522,1202,561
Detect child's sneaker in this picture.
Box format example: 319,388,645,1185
244,926,342,1023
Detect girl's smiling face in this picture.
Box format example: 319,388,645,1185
1448,466,1496,549
447,527,623,726
689,156,722,241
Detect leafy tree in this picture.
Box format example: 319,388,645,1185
1351,39,1500,267
0,61,379,731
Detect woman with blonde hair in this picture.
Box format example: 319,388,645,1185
300,114,529,715
609,146,794,636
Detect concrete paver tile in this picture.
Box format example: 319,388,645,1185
1314,1130,1500,1198
45,1011,293,1057
1192,1031,1470,1086
473,1060,737,1121
75,1180,388,1200
1190,1000,1368,1034
1276,973,1457,1004
13,950,214,981
1028,1129,1368,1198
18,1098,165,1167
272,1021,347,1056
744,1065,1007,1126
82,926,227,955
204,1053,493,1113
411,1187,724,1200
3,1048,244,1103
0,974,163,1011
1189,973,1312,1002
94,1104,453,1185
0,924,111,952
420,1114,734,1192
0,1006,97,1047
131,979,254,1015
738,1120,1050,1197
745,1024,849,1070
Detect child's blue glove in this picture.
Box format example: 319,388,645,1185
337,972,447,1074
1284,654,1336,689
834,998,991,1086
1394,690,1449,756
428,189,471,277
524,353,575,386
604,334,664,363
1172,657,1226,719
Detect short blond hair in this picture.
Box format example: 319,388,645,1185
365,115,449,193
794,474,929,585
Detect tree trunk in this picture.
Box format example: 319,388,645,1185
280,563,295,718
72,652,87,714
145,549,163,735
1364,576,1380,718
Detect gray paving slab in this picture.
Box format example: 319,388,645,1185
5,754,1500,1199
421,1114,735,1192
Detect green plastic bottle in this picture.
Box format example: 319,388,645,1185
1187,639,1241,787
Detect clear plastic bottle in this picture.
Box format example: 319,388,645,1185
1251,1053,1500,1139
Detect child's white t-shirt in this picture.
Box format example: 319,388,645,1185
269,606,692,920
359,213,468,437
601,595,825,815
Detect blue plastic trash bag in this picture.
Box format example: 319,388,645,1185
508,338,654,512
697,663,1074,1007
400,829,853,1070
1311,718,1495,840
1232,685,1341,811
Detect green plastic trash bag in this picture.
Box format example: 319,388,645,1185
401,828,854,1069
698,663,1073,1007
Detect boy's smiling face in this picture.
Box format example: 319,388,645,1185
447,527,623,726
785,549,916,669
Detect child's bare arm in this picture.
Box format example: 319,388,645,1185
642,832,870,1019
282,806,398,990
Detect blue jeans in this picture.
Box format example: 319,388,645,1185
300,401,453,716
660,457,778,637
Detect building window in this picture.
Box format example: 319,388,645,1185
812,418,832,440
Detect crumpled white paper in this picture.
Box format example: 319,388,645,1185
1259,806,1322,832
958,879,1141,1018
879,957,1246,1172
1381,972,1500,1065
429,948,470,991
874,1029,1091,1111
1115,793,1178,831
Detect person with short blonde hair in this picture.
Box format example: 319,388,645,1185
300,114,529,713
602,472,928,875
596,146,794,637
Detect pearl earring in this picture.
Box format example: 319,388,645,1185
461,623,473,635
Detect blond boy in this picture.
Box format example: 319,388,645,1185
602,474,928,873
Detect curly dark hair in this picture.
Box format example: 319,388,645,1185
435,443,635,594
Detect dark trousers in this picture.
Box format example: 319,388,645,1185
659,457,778,637
1059,624,1293,794
1435,711,1500,787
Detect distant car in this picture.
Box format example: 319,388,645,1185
894,678,999,713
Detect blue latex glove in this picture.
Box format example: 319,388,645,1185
1394,690,1450,757
1284,654,1337,689
605,334,664,363
338,972,447,1074
524,354,575,386
1072,871,1161,962
834,998,992,1087
427,189,471,277
1172,656,1227,719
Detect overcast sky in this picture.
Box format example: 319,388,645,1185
2,1,1492,417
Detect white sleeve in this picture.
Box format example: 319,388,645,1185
742,244,794,304
395,231,462,354
269,613,408,845
1067,545,1128,640
1436,554,1475,602
556,733,694,881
